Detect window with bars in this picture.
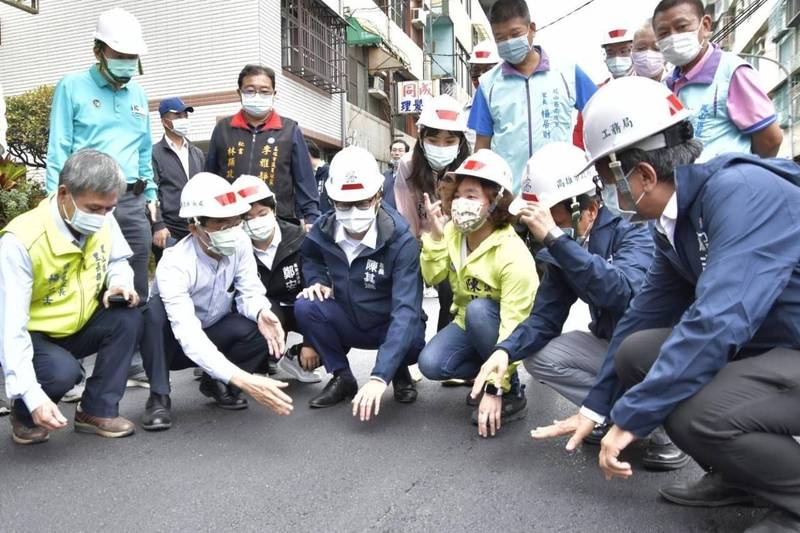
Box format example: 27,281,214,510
281,0,348,94
379,0,410,33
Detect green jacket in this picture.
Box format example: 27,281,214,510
421,222,538,343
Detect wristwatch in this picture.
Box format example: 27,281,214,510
484,383,503,397
543,227,565,248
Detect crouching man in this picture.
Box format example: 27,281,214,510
139,172,292,430
295,147,426,421
0,149,142,444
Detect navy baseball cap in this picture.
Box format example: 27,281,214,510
158,96,194,116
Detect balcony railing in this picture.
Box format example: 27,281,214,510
281,0,348,94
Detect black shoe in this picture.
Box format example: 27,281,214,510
659,472,757,507
141,393,172,431
583,421,611,445
744,510,800,532
471,385,528,426
309,374,358,408
392,367,418,403
199,376,248,410
642,427,691,471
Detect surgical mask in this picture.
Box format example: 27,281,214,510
244,213,276,242
105,57,139,81
605,56,632,78
336,205,376,234
204,225,242,256
169,117,190,137
601,180,645,222
423,142,459,171
241,93,274,118
632,50,666,78
657,29,703,67
497,33,532,65
451,197,487,233
63,195,107,235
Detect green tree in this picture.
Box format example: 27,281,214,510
5,84,54,169
0,158,45,227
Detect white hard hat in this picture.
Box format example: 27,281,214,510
93,7,148,55
469,40,500,65
325,146,385,202
232,174,275,204
417,94,467,132
601,28,633,46
509,142,596,215
445,149,513,192
180,172,250,219
582,76,692,169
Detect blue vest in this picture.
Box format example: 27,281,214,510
674,50,751,162
481,61,577,192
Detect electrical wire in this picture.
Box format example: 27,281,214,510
538,0,600,31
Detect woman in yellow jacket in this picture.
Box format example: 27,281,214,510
417,149,538,435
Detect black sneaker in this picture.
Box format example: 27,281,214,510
471,385,528,426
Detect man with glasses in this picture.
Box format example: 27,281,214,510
205,64,320,231
295,147,426,421
1,150,142,444
138,172,292,430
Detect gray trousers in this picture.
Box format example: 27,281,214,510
523,330,608,407
113,191,152,303
617,328,800,516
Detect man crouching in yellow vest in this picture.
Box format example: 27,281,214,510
0,149,142,444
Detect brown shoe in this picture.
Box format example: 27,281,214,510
74,408,135,438
10,412,49,445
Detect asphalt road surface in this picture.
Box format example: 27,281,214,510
0,300,764,532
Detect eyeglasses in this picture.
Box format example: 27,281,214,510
332,197,376,210
241,89,274,97
202,220,242,232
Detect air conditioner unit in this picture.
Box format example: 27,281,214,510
412,8,428,29
368,76,387,100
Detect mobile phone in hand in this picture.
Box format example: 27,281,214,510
107,294,130,308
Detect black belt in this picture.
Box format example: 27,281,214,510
126,179,146,195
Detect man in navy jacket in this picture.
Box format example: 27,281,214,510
535,77,800,532
479,142,686,468
295,147,425,421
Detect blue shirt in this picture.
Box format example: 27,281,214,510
467,48,597,192
45,65,155,201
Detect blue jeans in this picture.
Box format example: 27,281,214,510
418,298,509,382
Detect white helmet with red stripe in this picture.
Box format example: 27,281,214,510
445,149,513,191
325,146,385,202
232,174,275,204
509,142,595,215
582,76,692,169
469,40,499,65
601,28,633,46
417,94,467,132
179,172,250,219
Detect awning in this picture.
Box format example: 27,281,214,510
346,16,381,46
346,16,410,71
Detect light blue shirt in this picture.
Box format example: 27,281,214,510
45,65,155,200
152,232,271,384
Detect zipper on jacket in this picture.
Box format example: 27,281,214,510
248,131,258,175
525,78,533,158
77,258,86,330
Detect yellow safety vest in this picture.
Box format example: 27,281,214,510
1,198,112,338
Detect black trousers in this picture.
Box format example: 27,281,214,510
14,306,143,426
141,294,268,395
616,328,800,516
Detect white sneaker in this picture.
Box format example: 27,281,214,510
0,399,10,416
61,382,85,403
275,354,322,383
